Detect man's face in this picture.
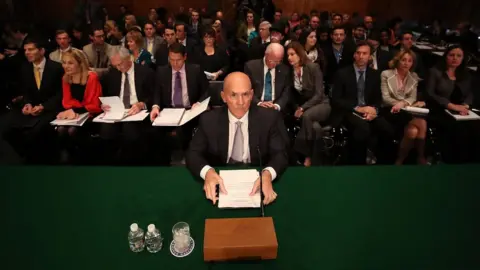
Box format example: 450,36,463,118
364,16,373,29
401,34,413,49
111,55,132,73
125,15,135,26
179,6,185,13
332,16,342,26
310,16,320,29
164,29,176,44
270,31,284,43
169,52,186,71
216,11,224,20
191,12,199,23
144,24,155,38
91,30,105,46
354,45,371,67
265,51,283,69
367,39,379,51
56,33,70,49
354,27,366,40
259,25,270,40
331,29,346,44
24,43,44,63
221,82,253,118
175,25,186,40
274,12,282,22
319,32,329,41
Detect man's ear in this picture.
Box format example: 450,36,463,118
220,90,225,102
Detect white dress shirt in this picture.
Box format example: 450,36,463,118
33,57,46,88
371,51,378,70
171,64,190,107
179,38,187,47
293,67,303,91
260,58,281,110
199,110,277,181
120,64,140,105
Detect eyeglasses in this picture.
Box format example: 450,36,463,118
267,59,281,65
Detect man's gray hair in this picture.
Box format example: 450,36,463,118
265,43,284,55
112,46,131,60
259,21,271,29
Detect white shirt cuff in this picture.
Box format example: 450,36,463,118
200,165,213,180
263,167,277,181
257,102,262,106
152,105,160,110
274,104,281,111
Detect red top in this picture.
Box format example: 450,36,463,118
62,72,102,115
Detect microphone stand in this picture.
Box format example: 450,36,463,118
256,145,265,217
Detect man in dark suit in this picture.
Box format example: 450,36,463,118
150,42,209,157
391,32,425,78
322,25,355,86
0,36,64,161
331,41,393,165
100,47,155,165
175,23,197,58
186,72,288,205
244,43,291,112
247,21,271,61
188,10,201,42
154,26,177,67
367,31,391,73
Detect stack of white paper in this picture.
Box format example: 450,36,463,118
414,44,433,50
432,51,444,56
99,96,125,120
50,113,90,126
93,110,149,123
402,106,429,115
218,169,260,209
445,109,480,121
152,97,210,126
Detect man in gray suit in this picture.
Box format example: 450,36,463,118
49,30,75,63
244,43,291,112
82,25,117,77
143,21,164,61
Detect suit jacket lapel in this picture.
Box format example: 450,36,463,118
39,60,51,91
185,65,195,103
165,67,173,105
248,107,259,162
133,65,142,100
218,107,229,163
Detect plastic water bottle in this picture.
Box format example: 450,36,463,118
145,224,163,253
128,223,145,252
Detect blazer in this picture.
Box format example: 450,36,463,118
82,43,118,77
186,106,289,178
132,49,153,66
153,64,209,109
332,65,381,113
426,67,473,108
49,47,84,63
292,62,329,110
62,72,102,114
244,58,291,110
22,59,64,112
178,38,197,58
322,42,356,85
381,69,420,107
143,36,164,57
101,64,155,108
373,49,391,73
247,37,269,61
154,43,170,67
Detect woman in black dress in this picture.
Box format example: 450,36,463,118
192,27,229,81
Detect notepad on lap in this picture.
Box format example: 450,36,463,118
402,106,429,115
93,110,148,123
445,109,480,121
218,169,261,209
50,113,89,126
152,97,210,126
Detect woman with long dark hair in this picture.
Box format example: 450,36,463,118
298,28,327,73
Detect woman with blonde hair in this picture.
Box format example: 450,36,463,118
381,49,427,165
126,29,152,66
56,48,103,162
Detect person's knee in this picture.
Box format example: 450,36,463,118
68,127,77,137
405,126,418,139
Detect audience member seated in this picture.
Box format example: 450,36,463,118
349,24,367,45
72,24,90,49
379,28,393,52
331,14,343,28
186,72,288,205
323,26,355,86
288,12,300,30
380,50,427,164
83,25,117,77
124,14,137,31
248,21,271,61
0,36,64,160
363,15,375,37
269,23,286,46
49,30,75,63
143,21,164,57
426,45,480,163
56,49,102,162
189,10,201,41
192,28,229,81
317,27,330,48
446,22,479,55
366,31,391,72
331,41,393,165
154,26,177,67
387,17,402,47
104,20,117,42
286,42,331,167
100,47,154,165
392,31,425,78
426,19,446,45
244,10,258,46
150,43,209,157
298,28,327,73
244,43,291,112
107,24,125,47
175,22,197,57
309,15,320,31
126,29,153,67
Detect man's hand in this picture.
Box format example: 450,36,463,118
355,106,367,114
258,101,275,109
150,106,160,122
22,104,33,115
101,104,111,112
127,102,144,116
210,71,220,81
0,53,5,61
204,168,227,205
31,105,44,116
191,102,201,109
364,112,377,121
363,106,377,115
250,170,277,205
453,104,469,115
412,101,426,108
391,101,406,113
294,107,304,118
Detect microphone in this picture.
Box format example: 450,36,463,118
256,145,265,217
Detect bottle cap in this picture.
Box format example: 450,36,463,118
130,223,139,232
148,224,156,233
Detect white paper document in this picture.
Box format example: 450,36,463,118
402,106,429,115
152,97,210,126
99,96,125,120
218,169,260,209
93,110,148,123
414,44,433,50
445,109,480,121
432,51,444,56
50,113,90,126
204,71,215,80
468,66,478,72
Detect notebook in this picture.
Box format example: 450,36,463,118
50,113,89,126
445,109,480,121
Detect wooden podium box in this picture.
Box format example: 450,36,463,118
203,217,278,261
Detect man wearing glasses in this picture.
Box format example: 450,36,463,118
244,43,291,111
82,26,117,77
